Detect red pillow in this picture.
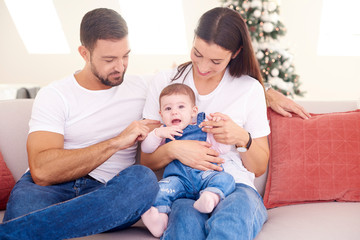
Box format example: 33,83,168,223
0,151,16,210
264,109,360,209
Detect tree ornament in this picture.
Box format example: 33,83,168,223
251,0,262,9
267,1,277,11
242,1,251,9
256,51,265,59
254,9,262,18
271,68,279,77
263,22,274,32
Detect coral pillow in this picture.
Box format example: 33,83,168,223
264,109,360,209
0,151,16,210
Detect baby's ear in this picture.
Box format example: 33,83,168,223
192,106,199,117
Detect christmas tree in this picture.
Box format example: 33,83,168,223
222,0,304,97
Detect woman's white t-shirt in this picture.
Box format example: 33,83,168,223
143,66,270,190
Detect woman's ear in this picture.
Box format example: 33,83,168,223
232,47,242,59
78,46,90,62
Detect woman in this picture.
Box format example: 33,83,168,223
142,7,274,239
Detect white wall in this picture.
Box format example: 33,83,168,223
0,0,218,86
280,0,360,100
0,0,359,101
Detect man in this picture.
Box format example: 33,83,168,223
1,8,159,239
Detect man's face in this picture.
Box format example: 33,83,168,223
89,38,130,87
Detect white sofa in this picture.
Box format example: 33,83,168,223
1,98,360,240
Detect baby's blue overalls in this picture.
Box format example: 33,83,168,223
154,112,235,214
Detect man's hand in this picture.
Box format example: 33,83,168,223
117,119,160,149
266,88,311,119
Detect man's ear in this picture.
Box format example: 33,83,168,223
78,46,90,62
232,47,242,59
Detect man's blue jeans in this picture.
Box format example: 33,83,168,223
161,183,268,240
1,165,159,240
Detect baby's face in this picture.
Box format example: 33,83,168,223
159,94,198,130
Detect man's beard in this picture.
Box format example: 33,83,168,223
91,64,125,87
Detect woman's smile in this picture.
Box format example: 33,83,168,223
196,66,211,76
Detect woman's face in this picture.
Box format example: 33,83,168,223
191,37,233,82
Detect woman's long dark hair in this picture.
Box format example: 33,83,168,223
172,7,262,85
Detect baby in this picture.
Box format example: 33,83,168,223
141,83,235,237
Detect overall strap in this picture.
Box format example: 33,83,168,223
197,112,206,125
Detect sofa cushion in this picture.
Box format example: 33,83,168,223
0,151,16,210
255,202,360,240
264,109,360,209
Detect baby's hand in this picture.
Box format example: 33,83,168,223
207,115,223,122
155,126,183,141
201,114,226,129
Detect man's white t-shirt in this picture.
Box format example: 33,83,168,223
29,74,148,183
143,66,270,190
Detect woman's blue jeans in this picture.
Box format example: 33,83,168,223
1,165,159,240
156,162,235,213
161,183,268,240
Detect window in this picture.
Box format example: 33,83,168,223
5,0,70,54
5,0,187,55
118,0,188,55
317,0,360,56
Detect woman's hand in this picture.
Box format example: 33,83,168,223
199,112,269,176
199,112,248,147
266,88,311,119
167,140,224,171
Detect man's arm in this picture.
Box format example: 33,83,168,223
28,119,159,186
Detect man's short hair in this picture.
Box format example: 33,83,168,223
80,8,128,52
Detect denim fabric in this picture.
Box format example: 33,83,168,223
156,112,235,214
1,165,159,240
161,183,268,240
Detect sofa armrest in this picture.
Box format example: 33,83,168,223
0,99,34,181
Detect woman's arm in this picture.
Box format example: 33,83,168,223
140,139,224,172
237,136,269,177
200,113,269,177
